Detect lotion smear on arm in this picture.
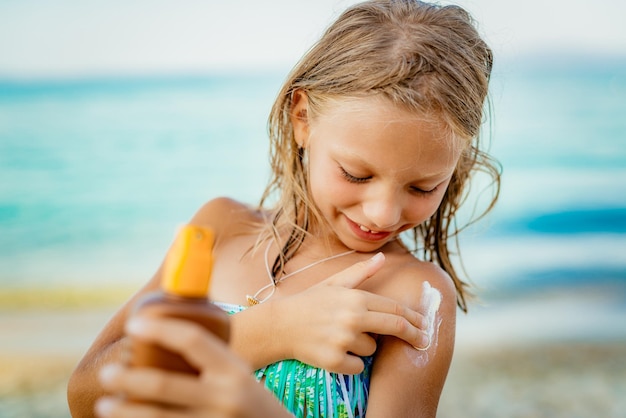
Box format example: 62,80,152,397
405,281,442,367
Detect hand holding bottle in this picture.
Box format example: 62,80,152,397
96,316,292,418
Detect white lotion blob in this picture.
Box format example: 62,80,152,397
420,281,442,348
405,281,442,367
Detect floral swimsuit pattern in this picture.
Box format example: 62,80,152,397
215,302,373,418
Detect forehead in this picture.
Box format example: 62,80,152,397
310,95,463,176
313,95,454,141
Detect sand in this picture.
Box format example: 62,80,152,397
1,287,625,418
440,342,626,418
0,287,126,418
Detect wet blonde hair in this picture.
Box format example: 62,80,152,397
259,0,501,312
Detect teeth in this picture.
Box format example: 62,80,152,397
359,224,381,234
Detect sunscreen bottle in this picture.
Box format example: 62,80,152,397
126,224,230,374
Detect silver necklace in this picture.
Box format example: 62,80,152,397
246,242,356,306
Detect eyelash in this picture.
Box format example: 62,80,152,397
340,166,438,195
411,185,438,195
340,167,371,183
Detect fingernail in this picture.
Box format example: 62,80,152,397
98,364,122,385
414,334,431,351
125,317,147,335
95,397,115,417
370,252,384,263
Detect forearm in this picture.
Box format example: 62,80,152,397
67,337,127,418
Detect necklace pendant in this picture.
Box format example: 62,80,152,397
246,295,260,306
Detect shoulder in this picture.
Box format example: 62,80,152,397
375,253,458,351
189,197,266,238
192,196,259,221
371,251,457,316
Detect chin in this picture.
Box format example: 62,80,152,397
344,236,396,253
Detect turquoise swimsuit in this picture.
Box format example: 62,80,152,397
215,302,373,418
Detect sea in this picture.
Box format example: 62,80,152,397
1,56,625,310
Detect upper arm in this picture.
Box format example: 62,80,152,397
365,263,457,418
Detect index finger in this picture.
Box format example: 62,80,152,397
323,252,386,289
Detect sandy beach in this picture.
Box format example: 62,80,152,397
1,286,625,418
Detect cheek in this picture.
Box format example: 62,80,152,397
405,194,446,224
307,148,361,209
310,175,355,209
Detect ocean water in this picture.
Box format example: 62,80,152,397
1,58,625,297
0,74,280,286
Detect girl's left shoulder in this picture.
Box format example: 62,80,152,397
370,250,457,313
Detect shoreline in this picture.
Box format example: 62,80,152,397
0,285,138,310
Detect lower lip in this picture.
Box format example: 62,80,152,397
346,217,392,242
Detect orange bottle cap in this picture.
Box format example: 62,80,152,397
161,225,215,298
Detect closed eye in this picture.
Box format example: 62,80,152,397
340,166,371,184
411,185,438,195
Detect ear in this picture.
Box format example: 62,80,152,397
290,90,310,148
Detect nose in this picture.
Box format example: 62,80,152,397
362,190,403,230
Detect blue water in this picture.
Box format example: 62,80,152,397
1,58,625,293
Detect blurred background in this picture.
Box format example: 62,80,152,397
1,0,625,417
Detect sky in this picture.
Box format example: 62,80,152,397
0,0,625,79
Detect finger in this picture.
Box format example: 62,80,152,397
325,352,367,375
125,316,249,374
99,364,204,408
362,310,430,349
362,293,428,330
347,333,378,357
95,396,190,418
323,252,385,289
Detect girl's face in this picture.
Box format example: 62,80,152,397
292,93,463,253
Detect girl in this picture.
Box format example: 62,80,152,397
68,0,500,417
